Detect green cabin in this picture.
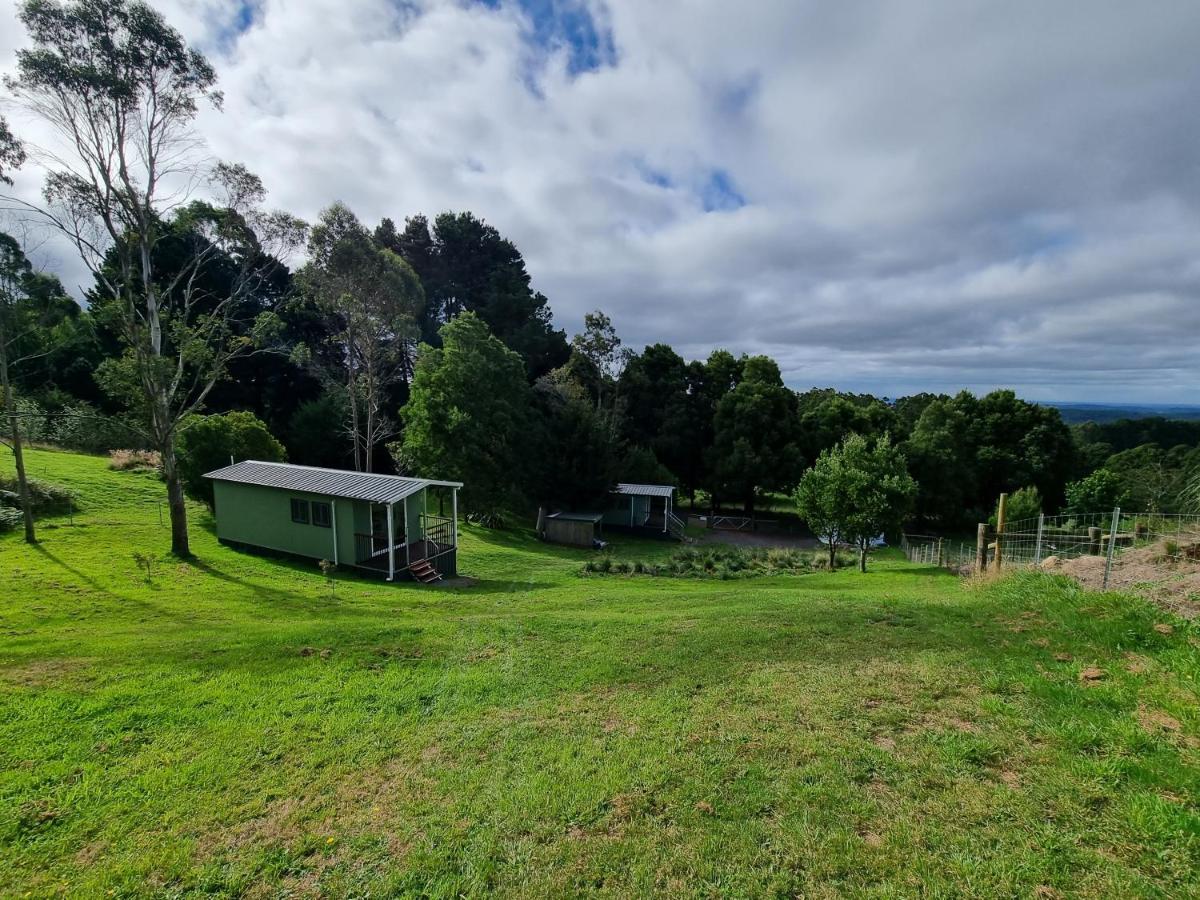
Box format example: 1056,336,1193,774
204,460,462,582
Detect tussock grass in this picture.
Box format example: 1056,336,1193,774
584,543,827,578
1,447,1198,897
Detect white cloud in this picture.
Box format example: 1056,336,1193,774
2,0,1198,402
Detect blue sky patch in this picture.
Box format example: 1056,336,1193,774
475,0,616,75
700,169,746,212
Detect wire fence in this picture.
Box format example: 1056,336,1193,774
902,508,1200,589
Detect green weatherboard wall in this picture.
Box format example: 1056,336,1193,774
212,481,352,563
211,481,430,566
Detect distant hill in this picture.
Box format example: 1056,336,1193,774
1047,402,1200,425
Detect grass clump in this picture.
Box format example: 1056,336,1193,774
586,543,820,578
0,506,22,532
0,476,76,514
108,449,162,472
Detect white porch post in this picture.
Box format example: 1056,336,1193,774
664,494,670,533
630,496,634,527
386,502,396,581
404,494,411,567
452,488,458,547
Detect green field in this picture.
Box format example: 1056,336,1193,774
2,448,1198,898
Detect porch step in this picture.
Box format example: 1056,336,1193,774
409,559,442,584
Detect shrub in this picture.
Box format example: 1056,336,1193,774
178,411,285,506
109,449,162,472
0,507,23,532
584,543,815,579
0,477,75,514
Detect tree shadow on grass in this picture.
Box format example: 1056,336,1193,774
31,543,192,624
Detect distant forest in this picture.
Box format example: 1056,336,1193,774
2,0,1197,555
6,207,1198,533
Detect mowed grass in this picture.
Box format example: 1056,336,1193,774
1,449,1198,898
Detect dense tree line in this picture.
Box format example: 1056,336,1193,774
3,0,1196,550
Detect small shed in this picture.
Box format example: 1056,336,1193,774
542,511,603,548
603,483,685,540
204,460,462,582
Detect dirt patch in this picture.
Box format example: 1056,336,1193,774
1079,666,1107,683
1124,653,1152,674
0,657,91,687
998,769,1022,789
1054,545,1200,619
1135,707,1182,734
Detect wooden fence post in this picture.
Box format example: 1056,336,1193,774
994,493,1007,570
1088,526,1101,555
976,523,988,573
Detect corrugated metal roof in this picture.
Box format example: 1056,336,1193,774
203,460,461,505
547,512,603,522
613,482,675,497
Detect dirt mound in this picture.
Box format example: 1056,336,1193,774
1055,544,1200,619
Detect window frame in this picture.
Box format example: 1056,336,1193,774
311,501,332,529
290,498,310,525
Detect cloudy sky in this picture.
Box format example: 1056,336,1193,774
3,0,1199,402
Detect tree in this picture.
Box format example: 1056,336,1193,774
572,310,630,412
1104,444,1187,513
0,232,60,543
5,0,305,556
903,397,975,528
382,211,568,376
177,410,285,506
285,390,352,469
301,203,423,472
375,215,441,344
0,116,25,186
1064,469,1128,515
708,355,801,514
619,342,690,479
397,313,533,525
990,486,1042,529
795,389,898,464
529,367,620,509
795,433,917,572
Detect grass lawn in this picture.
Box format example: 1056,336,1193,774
2,448,1199,898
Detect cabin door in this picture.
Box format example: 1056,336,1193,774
369,503,404,552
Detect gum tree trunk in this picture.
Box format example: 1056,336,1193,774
1,349,36,543
158,431,190,558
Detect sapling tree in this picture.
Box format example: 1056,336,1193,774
319,559,337,599
796,433,917,572
4,0,306,556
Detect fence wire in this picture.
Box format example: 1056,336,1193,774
902,509,1200,589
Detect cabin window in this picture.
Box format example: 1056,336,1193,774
290,498,309,524
312,501,332,528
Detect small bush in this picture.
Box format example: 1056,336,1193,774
0,507,23,532
584,543,816,579
0,477,76,514
109,449,162,472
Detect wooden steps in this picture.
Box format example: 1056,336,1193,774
409,559,442,584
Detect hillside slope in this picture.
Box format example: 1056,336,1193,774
1,449,1198,898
